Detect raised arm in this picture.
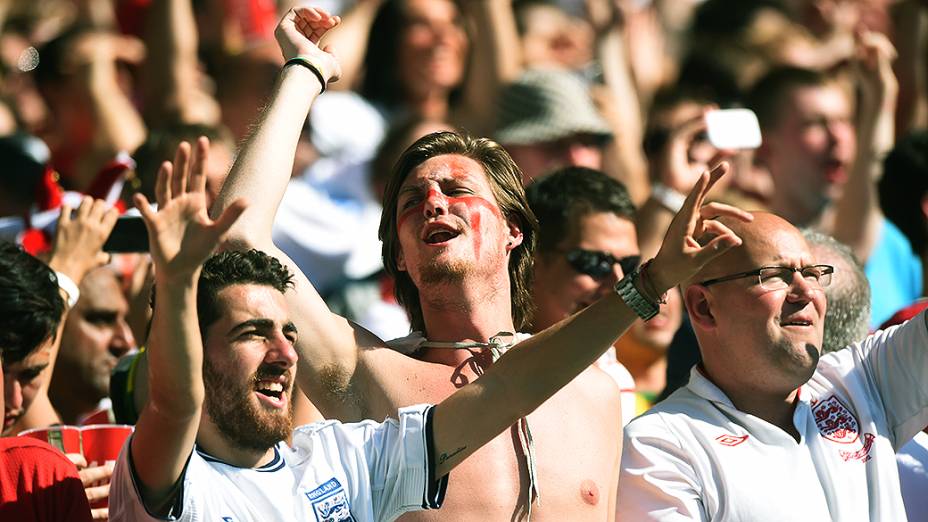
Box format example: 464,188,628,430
129,139,246,510
11,197,117,433
211,8,379,422
832,32,898,263
431,164,753,476
142,0,220,126
455,0,522,135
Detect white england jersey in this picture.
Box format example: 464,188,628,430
110,404,446,522
618,312,928,521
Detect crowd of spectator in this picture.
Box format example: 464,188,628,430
1,0,927,520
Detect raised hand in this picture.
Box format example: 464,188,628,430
133,137,246,282
649,163,753,291
48,196,119,283
274,6,342,84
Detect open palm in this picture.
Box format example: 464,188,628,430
134,138,246,280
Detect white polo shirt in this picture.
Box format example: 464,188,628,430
110,404,446,521
618,312,928,521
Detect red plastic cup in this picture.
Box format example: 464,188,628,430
81,425,134,467
80,424,134,509
18,425,82,454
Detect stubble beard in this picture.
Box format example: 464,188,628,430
419,256,470,285
202,359,293,453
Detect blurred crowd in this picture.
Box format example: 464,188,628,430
1,0,927,520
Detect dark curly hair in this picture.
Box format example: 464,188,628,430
150,249,294,338
0,241,64,364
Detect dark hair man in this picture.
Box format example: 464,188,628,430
619,212,928,520
208,6,749,520
112,72,747,519
0,242,92,521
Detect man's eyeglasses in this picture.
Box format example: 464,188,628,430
565,249,641,279
699,264,835,291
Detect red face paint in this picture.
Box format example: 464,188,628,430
396,191,501,236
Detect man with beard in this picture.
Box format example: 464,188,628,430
109,86,748,520
618,212,928,520
212,7,632,519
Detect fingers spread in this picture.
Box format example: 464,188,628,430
189,136,210,194
171,141,191,197
155,161,172,207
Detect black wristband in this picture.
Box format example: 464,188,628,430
284,56,327,93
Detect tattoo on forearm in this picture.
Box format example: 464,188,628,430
438,446,466,465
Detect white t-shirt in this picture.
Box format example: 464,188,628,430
898,431,928,521
110,404,446,521
618,312,928,521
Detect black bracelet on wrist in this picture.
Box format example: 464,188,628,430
284,56,327,93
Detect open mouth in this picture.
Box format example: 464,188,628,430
422,223,461,245
254,377,288,408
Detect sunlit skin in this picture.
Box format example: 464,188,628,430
395,155,522,343
531,212,639,331
685,213,827,433
762,84,856,226
3,341,52,435
195,284,299,466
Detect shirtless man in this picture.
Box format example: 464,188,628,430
212,7,748,520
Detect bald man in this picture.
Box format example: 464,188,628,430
618,213,928,521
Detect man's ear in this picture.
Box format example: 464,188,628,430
396,249,407,272
684,284,716,330
506,221,524,251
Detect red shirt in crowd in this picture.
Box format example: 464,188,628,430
0,437,92,521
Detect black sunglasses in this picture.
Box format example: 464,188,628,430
565,249,641,279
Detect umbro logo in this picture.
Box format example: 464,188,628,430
715,434,749,447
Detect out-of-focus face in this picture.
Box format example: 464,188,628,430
55,267,135,403
395,154,520,287
398,0,469,98
506,134,604,184
691,215,827,392
519,4,593,70
202,284,298,452
626,286,683,352
763,84,856,222
3,339,52,435
532,211,639,331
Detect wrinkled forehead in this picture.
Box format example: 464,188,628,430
695,213,812,280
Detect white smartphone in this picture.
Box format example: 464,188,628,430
705,109,762,150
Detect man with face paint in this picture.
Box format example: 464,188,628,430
618,212,928,521
112,51,749,521
208,6,750,521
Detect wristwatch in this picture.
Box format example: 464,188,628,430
614,266,659,321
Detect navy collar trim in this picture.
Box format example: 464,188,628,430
196,443,285,472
